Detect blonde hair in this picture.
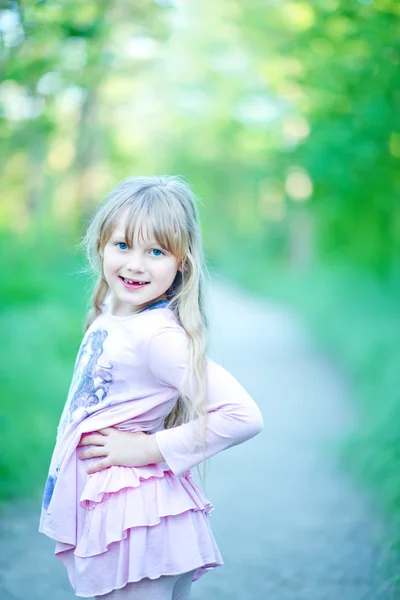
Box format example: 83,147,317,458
81,175,209,470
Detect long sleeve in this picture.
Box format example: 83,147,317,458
149,326,264,475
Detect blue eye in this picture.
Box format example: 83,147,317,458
151,248,164,256
116,242,128,250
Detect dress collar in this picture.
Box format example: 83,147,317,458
137,298,169,314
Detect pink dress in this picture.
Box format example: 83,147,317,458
39,304,263,597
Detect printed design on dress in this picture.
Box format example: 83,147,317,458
42,467,59,510
43,329,113,510
59,328,114,434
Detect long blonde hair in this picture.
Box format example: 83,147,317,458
81,175,209,459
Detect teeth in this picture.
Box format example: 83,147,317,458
124,278,146,285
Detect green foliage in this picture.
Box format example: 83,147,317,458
0,233,88,501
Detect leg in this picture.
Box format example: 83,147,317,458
94,570,195,600
94,575,176,600
172,570,195,600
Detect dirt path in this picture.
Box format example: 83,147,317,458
0,279,397,599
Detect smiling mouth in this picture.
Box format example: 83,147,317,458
119,276,150,286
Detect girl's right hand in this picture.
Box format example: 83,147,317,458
77,427,164,474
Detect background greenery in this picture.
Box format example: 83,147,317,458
1,0,399,550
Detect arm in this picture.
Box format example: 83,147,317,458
148,326,264,475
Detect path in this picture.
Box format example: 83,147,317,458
0,279,397,599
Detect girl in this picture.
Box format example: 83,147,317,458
39,175,263,599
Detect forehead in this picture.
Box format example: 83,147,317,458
111,208,156,243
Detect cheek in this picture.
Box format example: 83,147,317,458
103,250,120,274
166,267,179,285
154,260,178,282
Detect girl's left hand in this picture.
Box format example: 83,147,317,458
77,427,163,474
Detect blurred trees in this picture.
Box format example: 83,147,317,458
0,0,399,274
234,0,400,274
0,0,170,229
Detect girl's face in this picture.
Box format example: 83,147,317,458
102,209,181,317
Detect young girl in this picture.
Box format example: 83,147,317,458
39,175,263,599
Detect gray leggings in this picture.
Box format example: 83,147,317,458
94,570,195,600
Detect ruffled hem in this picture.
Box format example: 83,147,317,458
55,466,223,597
56,511,223,596
76,466,213,557
80,463,168,508
80,463,212,514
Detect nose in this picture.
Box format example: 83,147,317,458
125,251,145,273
